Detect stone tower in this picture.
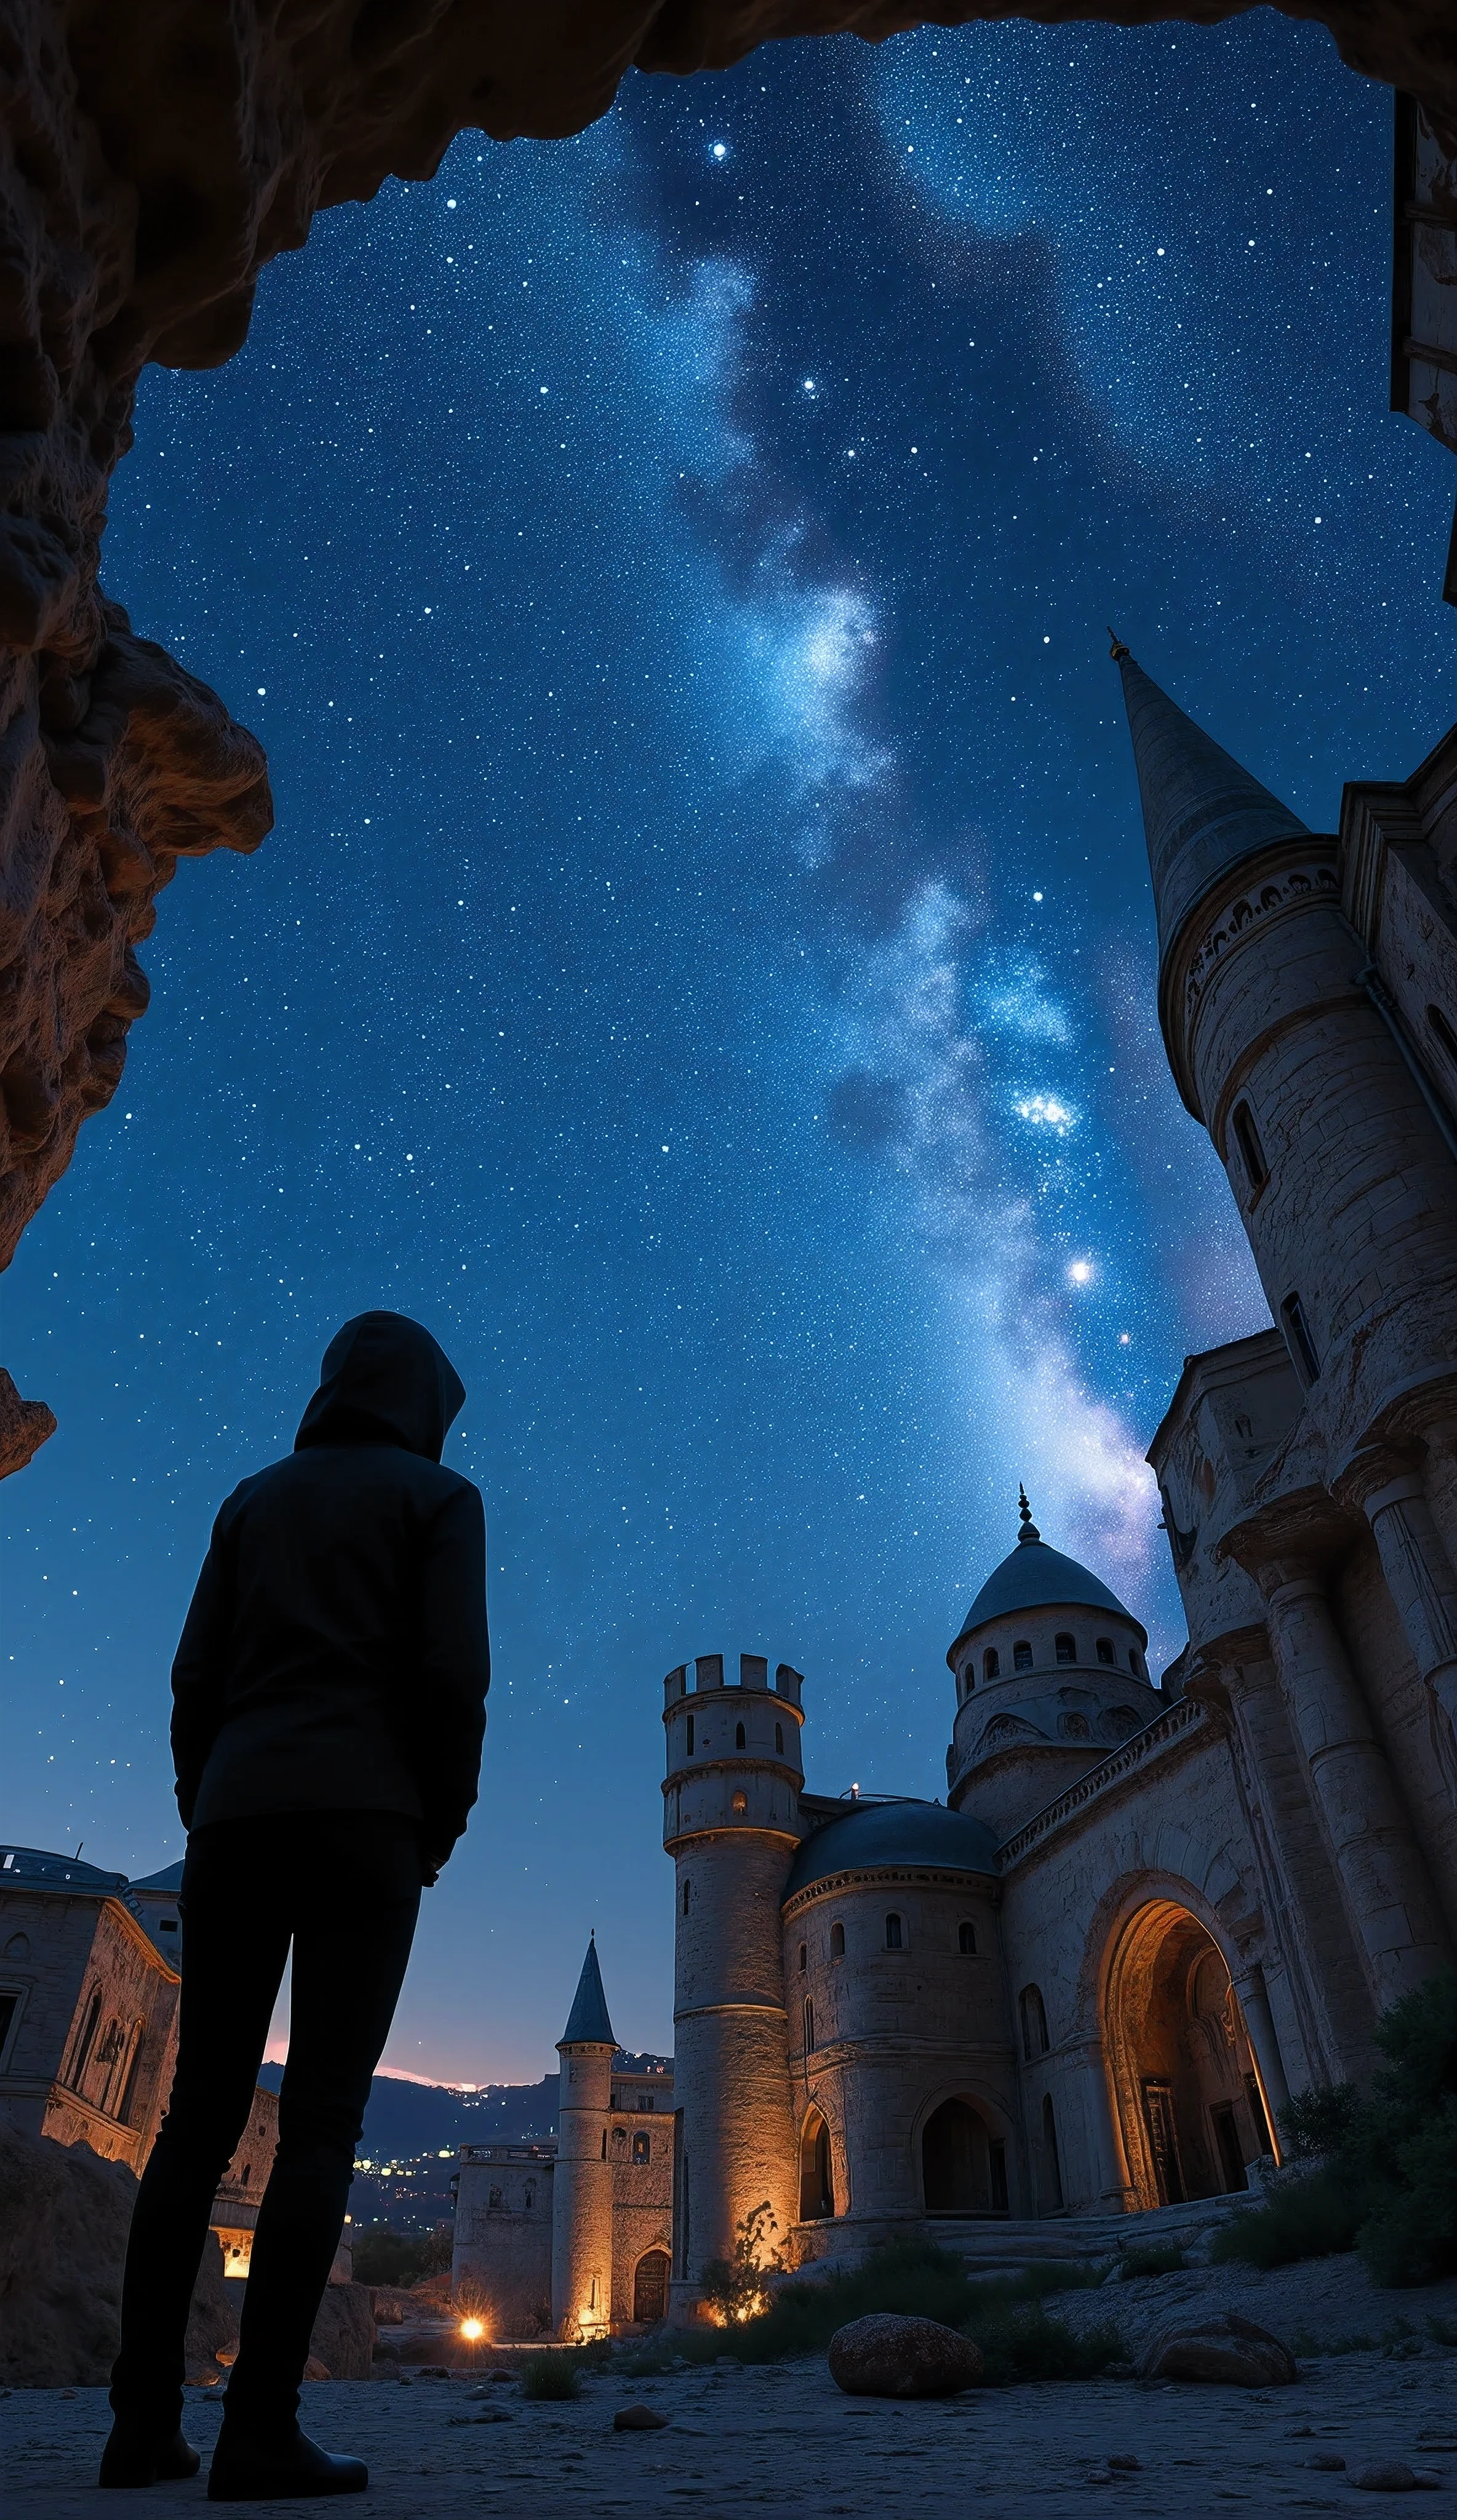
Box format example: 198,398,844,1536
1117,642,1457,1991
663,1652,806,2320
550,1934,617,2339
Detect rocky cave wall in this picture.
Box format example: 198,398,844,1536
0,0,1451,1475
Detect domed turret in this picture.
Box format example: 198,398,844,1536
945,1493,1159,1840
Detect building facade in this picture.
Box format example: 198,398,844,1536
663,666,1457,2319
450,1939,674,2339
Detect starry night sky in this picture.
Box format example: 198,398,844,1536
2,23,1453,2081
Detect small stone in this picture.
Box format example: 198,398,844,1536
473,2409,513,2425
615,2404,670,2431
1411,2475,1442,2492
418,2365,452,2381
1306,2454,1346,2471
58,2388,76,2400
1286,2426,1316,2439
827,2313,983,2399
1352,2463,1420,2492
1107,2454,1142,2471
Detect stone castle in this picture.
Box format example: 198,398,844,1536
463,654,1457,2341
645,653,1457,2326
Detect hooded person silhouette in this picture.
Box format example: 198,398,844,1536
102,1314,489,2500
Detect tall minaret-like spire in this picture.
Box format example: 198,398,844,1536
551,1935,618,2339
1109,631,1309,967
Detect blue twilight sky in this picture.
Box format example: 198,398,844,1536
2,19,1453,2082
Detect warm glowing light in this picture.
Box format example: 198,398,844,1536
460,2318,485,2342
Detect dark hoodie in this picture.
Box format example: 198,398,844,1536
172,1313,489,1864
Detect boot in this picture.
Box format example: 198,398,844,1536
99,2425,201,2489
207,2417,367,2501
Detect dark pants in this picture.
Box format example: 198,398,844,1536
111,1811,422,2434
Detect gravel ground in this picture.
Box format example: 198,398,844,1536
5,2340,1456,2519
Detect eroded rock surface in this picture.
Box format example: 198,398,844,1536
1135,2308,1299,2386
0,0,1448,1438
827,2309,983,2395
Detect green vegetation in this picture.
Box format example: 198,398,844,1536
620,2240,1119,2385
349,2225,453,2287
1210,1970,1457,2288
1117,2243,1186,2280
518,2351,586,2400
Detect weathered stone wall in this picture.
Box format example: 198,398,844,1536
551,2041,615,2337
452,2148,554,2337
0,1886,179,2166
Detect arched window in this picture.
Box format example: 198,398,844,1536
118,2022,147,2127
884,1912,904,1951
1020,1985,1050,2060
730,1788,748,1812
1013,1639,1033,1672
632,2129,650,2164
1427,1003,1457,1069
799,2108,835,2220
958,1921,976,1955
735,1721,746,1749
1231,1099,1268,1194
601,2129,608,2159
1054,1632,1076,1664
682,1878,691,1915
1129,1648,1146,1680
922,2097,1007,2215
1058,1711,1090,1740
66,1985,103,2092
1280,1289,1320,1387
803,1998,815,2053
612,2125,628,2157
685,1714,695,1755
1042,2094,1064,2211
797,1942,807,1973
775,1722,784,1753
1095,1636,1116,1665
829,1921,845,1959
983,1646,999,1681
488,2185,503,2208
524,2182,535,2209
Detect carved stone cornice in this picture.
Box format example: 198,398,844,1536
1216,1485,1360,1595
1157,838,1343,1120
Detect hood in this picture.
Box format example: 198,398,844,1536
295,1312,465,1462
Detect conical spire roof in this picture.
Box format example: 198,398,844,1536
1111,637,1309,963
559,1932,616,2048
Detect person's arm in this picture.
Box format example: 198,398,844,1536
170,1504,239,1828
412,1481,490,1872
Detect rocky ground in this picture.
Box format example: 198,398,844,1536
5,2257,1456,2517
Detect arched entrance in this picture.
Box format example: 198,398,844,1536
632,2249,670,2324
1105,1900,1274,2209
799,2108,835,2220
921,2097,1009,2215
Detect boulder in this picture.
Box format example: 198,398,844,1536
1136,2311,1298,2389
827,2313,983,2398
614,2404,670,2430
308,2283,376,2382
1351,2465,1440,2492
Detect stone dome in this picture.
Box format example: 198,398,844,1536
948,1497,1146,1661
783,1797,1000,1900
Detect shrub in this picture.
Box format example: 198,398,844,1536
1118,2244,1185,2280
518,2352,585,2400
1210,1970,1457,2288
351,2229,438,2287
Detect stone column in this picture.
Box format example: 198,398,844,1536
1417,1422,1457,1578
1072,2037,1132,2212
1261,1570,1451,2005
1231,1961,1290,2135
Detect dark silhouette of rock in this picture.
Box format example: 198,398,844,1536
614,2404,671,2429
1135,2310,1298,2387
0,1366,56,1474
0,0,1448,1442
827,2311,983,2396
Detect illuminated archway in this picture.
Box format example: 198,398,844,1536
1104,1900,1274,2209
799,2107,835,2220
632,2248,670,2324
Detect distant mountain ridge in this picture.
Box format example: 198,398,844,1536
256,2064,561,2159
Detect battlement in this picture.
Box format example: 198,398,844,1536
662,1653,804,1707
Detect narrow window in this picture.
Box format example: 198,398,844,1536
601,2129,607,2159
1042,2095,1064,2211
804,1998,815,2053
1095,1636,1115,1665
1020,1985,1050,2060
735,1720,746,1749
488,2185,503,2208
798,1942,807,1973
1054,1632,1076,1664
685,1713,695,1755
958,1921,976,1955
633,2130,650,2165
1231,1099,1268,1193
830,1921,845,1959
1428,1003,1457,1068
775,1722,784,1753
682,1879,691,1916
885,1912,903,1951
1280,1290,1320,1387
1013,1639,1032,1672
983,1647,999,1681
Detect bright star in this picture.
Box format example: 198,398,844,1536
1068,1260,1094,1286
